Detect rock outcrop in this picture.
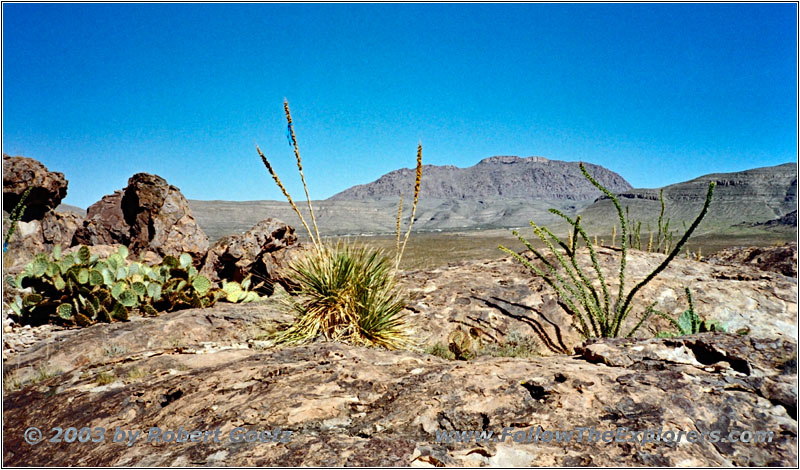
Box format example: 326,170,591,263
2,154,68,221
200,218,301,292
2,242,797,466
72,174,208,265
707,243,797,278
3,211,83,269
1,306,796,466
2,155,82,271
400,246,797,355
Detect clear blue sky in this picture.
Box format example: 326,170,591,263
3,3,797,209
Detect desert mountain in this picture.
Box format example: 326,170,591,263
329,156,632,200
58,159,795,242
578,163,797,233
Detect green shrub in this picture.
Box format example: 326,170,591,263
499,162,716,342
653,287,725,337
7,245,221,327
481,331,539,358
424,342,455,360
274,242,412,349
435,330,539,361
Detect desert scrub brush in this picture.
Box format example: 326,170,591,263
499,162,716,340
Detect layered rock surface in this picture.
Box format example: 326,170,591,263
2,310,796,466
400,246,797,354
707,242,797,278
580,163,797,231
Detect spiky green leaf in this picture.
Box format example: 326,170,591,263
677,310,694,335
88,270,104,286
162,255,179,269
131,281,147,298
111,282,126,300
46,261,59,277
96,306,111,323
23,293,43,306
147,282,162,300
31,257,48,277
110,303,129,321
53,274,66,291
75,312,92,326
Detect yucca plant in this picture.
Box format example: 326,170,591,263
499,162,716,342
274,242,411,349
256,100,417,349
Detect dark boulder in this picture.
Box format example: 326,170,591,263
200,218,301,293
2,154,68,221
72,173,208,264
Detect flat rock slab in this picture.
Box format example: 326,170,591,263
2,328,796,466
401,248,797,354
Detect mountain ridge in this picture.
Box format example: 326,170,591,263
329,156,633,201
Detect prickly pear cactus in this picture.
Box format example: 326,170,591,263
8,244,224,327
220,275,265,304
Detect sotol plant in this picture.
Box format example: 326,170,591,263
499,162,715,346
256,100,419,349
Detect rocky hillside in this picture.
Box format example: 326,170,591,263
329,156,633,200
578,163,797,233
188,161,795,242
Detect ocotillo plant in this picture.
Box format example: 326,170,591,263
3,187,31,253
499,162,715,339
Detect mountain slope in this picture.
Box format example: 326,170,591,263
189,162,796,243
577,163,797,233
329,156,632,200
